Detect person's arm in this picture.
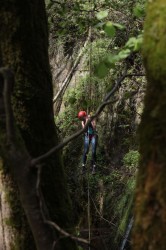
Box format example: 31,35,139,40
81,121,85,129
91,119,96,130
81,117,89,129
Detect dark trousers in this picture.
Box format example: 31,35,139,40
82,134,98,165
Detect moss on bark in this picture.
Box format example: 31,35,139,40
132,0,166,249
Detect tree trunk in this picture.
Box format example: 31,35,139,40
0,0,77,249
0,159,36,250
132,1,166,249
0,166,14,250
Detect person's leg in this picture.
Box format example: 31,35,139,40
82,135,89,171
91,134,98,174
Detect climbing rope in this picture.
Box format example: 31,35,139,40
87,164,91,250
87,0,93,248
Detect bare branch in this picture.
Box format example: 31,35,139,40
46,220,90,245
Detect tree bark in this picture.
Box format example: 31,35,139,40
0,0,77,249
132,1,166,249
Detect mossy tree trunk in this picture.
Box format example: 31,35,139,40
132,1,166,249
0,1,77,249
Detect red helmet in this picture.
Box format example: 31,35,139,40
78,111,87,120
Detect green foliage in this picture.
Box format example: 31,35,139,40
112,175,136,241
123,150,140,169
104,21,116,37
117,187,134,232
133,3,146,18
96,10,108,20
94,33,143,78
94,61,110,78
55,106,79,136
125,34,143,52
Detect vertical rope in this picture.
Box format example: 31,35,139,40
87,165,91,250
87,1,93,248
88,0,93,114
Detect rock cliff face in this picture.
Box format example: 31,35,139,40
49,34,89,115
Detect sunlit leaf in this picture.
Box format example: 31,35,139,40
125,35,143,52
118,49,131,59
125,37,137,48
96,10,108,20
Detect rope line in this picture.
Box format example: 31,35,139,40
87,0,93,248
87,164,91,250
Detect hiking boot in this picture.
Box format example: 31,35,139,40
92,165,96,175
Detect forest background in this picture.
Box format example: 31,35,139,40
0,0,165,250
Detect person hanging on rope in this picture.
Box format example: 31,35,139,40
78,110,98,174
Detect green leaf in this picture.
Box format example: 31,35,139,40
113,23,125,30
95,62,109,78
106,53,119,66
96,10,108,20
134,35,143,51
125,37,137,48
118,49,131,59
133,5,145,18
125,35,143,52
104,21,116,37
95,22,104,29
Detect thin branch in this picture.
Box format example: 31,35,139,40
45,220,90,245
31,67,128,167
